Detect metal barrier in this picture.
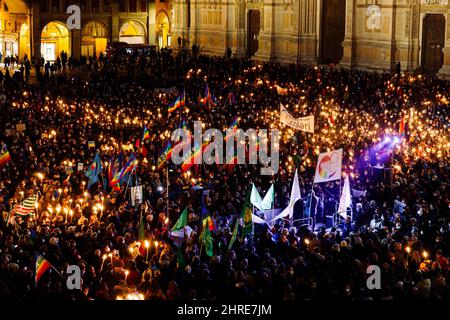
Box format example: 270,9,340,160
291,217,314,229
332,210,353,228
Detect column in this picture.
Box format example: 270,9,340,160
438,11,450,78
298,0,318,64
31,3,41,63
111,1,119,42
148,0,156,45
340,0,356,68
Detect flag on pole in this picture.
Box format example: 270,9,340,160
224,117,239,142
142,126,151,141
313,149,343,183
85,152,102,189
272,169,301,221
202,227,214,257
168,92,185,113
35,254,52,284
204,84,217,107
241,193,253,238
202,215,215,232
172,207,188,232
157,139,173,170
181,141,208,173
250,183,264,211
252,213,270,225
260,184,274,210
108,154,123,191
0,144,12,167
11,195,38,216
228,216,240,250
338,175,352,218
118,153,137,183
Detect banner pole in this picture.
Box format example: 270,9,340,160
166,166,170,221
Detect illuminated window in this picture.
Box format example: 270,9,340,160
129,0,137,12
141,0,147,12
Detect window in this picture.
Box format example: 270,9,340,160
140,0,147,12
51,0,59,12
119,0,126,12
40,0,47,12
104,0,111,12
92,0,100,12
80,0,87,11
129,0,137,12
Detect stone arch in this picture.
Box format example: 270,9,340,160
119,20,146,44
82,20,110,57
41,21,71,62
156,10,171,48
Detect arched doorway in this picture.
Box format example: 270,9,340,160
320,0,346,64
119,21,146,44
156,11,171,48
82,21,109,58
247,10,260,57
421,14,445,74
41,22,70,62
1,0,29,59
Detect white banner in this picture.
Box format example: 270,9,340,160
131,186,143,207
280,103,314,133
314,149,343,183
352,188,367,198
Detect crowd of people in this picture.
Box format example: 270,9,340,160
0,47,448,301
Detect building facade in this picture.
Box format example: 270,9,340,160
172,0,450,78
2,0,450,78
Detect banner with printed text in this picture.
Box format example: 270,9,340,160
280,103,314,133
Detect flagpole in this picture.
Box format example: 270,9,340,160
308,182,315,228
124,165,135,197
166,166,170,221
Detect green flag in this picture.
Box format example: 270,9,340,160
203,226,214,257
241,192,253,238
228,216,240,250
172,207,188,232
176,246,186,268
138,213,145,241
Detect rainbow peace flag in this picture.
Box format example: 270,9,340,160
118,153,138,183
142,126,150,141
181,141,209,173
224,117,239,142
157,139,173,170
0,144,11,167
35,254,52,284
168,91,185,114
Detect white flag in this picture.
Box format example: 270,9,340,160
272,169,301,221
260,184,274,210
250,183,264,211
252,214,269,225
338,176,352,218
313,149,343,183
280,103,314,133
